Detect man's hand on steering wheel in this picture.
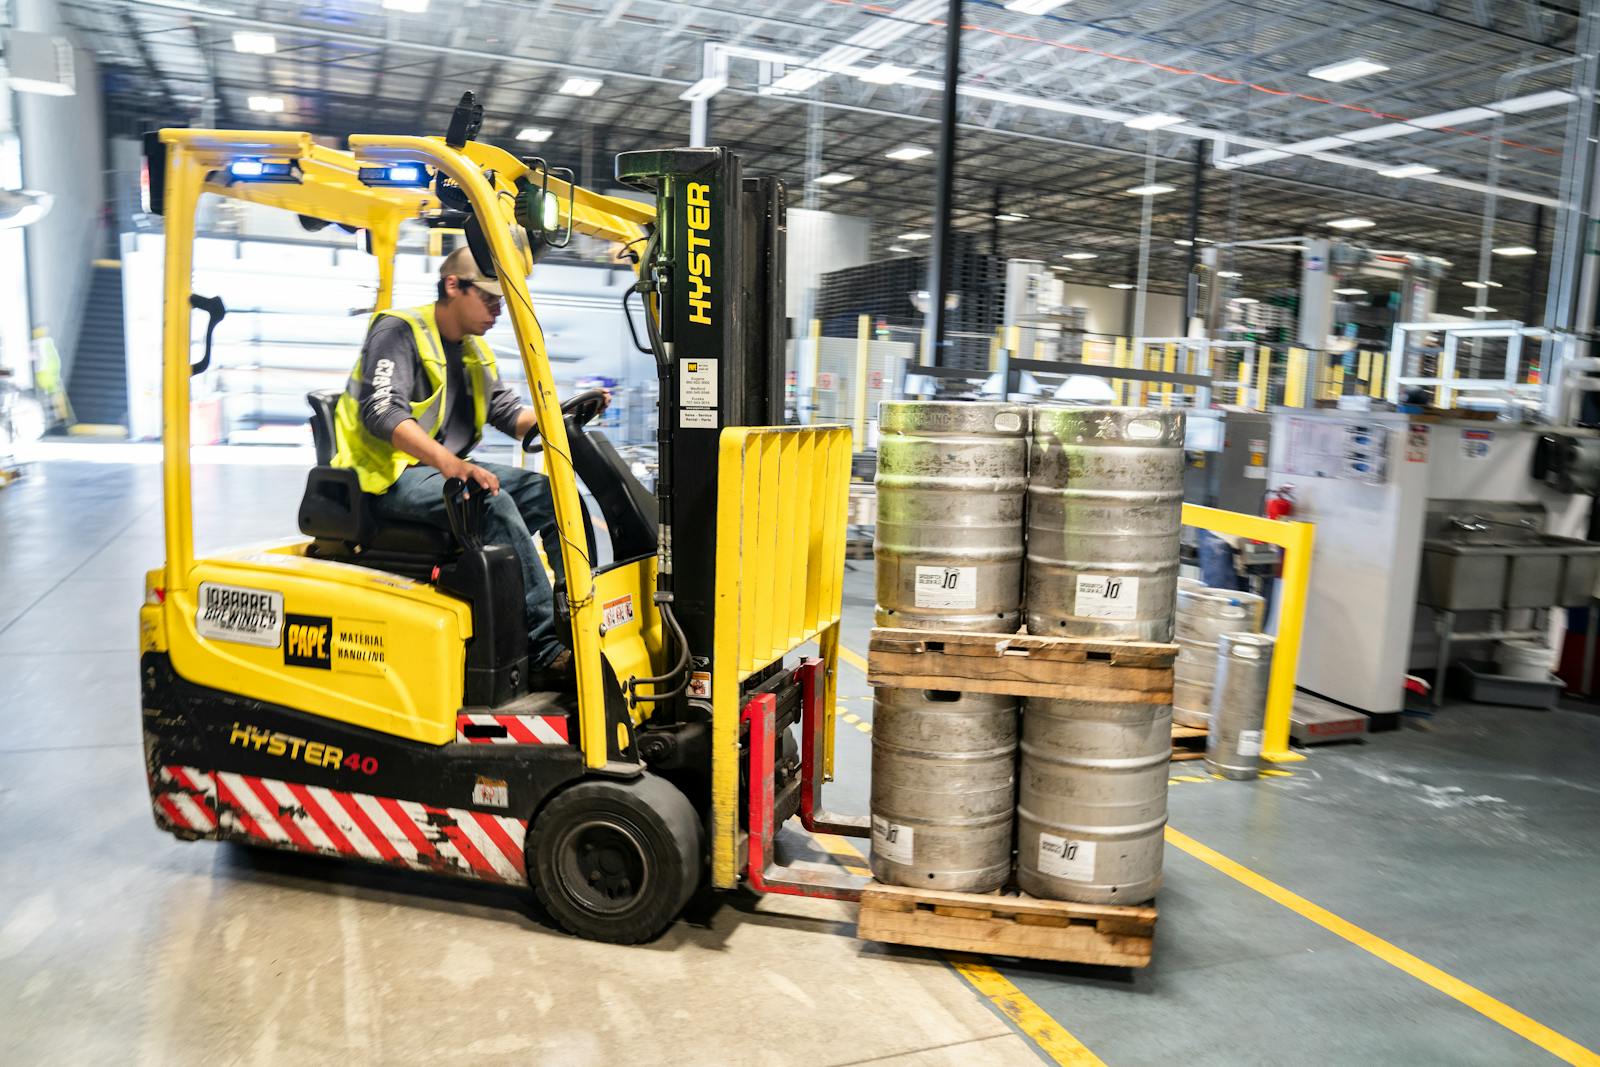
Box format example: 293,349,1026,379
521,387,611,453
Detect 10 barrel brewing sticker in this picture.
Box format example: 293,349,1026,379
913,565,977,610
1074,574,1140,620
1038,833,1096,882
196,582,283,648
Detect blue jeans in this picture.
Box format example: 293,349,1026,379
374,461,565,668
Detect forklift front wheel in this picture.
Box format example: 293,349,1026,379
527,773,703,944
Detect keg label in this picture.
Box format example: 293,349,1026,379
1074,575,1139,620
1237,729,1263,757
1038,833,1096,882
913,565,977,609
871,815,914,865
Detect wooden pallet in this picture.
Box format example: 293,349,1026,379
1171,722,1207,761
868,627,1175,703
857,882,1156,967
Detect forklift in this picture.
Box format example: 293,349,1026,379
140,95,862,944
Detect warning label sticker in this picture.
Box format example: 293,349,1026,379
472,777,509,809
601,594,635,633
914,565,977,609
872,815,914,865
688,670,711,700
1237,729,1263,758
1037,833,1096,882
1074,574,1139,620
197,582,283,648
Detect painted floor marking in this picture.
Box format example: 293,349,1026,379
1165,826,1600,1067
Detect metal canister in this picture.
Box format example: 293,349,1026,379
870,688,1018,892
1016,694,1170,904
875,401,1029,633
1026,406,1186,641
1206,632,1276,780
1173,586,1266,728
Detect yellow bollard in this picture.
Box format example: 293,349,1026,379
1256,345,1272,409
1113,337,1129,404
1357,350,1372,383
1370,351,1386,398
1162,343,1177,407
1285,348,1306,407
853,315,870,446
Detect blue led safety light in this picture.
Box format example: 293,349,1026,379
357,164,431,187
224,158,300,184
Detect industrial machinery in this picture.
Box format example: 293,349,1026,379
139,97,858,944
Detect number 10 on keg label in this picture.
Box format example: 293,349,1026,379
1074,574,1139,620
1038,833,1096,882
914,565,977,609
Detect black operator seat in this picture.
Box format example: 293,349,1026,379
297,390,458,571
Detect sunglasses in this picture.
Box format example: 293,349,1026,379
460,281,503,312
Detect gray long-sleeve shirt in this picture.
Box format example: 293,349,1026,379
353,315,525,457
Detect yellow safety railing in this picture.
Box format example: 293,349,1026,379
1182,504,1315,764
710,425,852,887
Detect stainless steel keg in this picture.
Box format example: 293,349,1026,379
1016,694,1170,904
1026,406,1186,641
1173,586,1266,728
875,401,1029,633
1206,632,1275,781
870,688,1018,892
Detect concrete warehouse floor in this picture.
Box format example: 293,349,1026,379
3,453,1599,1065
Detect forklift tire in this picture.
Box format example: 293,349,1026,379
528,773,703,944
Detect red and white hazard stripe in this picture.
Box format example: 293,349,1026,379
153,765,528,886
456,713,570,745
152,765,217,834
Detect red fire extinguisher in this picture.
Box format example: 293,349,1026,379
1265,485,1294,522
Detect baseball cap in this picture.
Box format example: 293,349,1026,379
439,245,503,298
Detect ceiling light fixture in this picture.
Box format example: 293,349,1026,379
888,245,911,253
1493,245,1537,257
558,77,603,97
1062,252,1098,260
1333,287,1367,296
1464,305,1498,313
1173,239,1193,247
232,31,276,54
516,127,553,143
1005,0,1072,12
1232,297,1260,305
1307,58,1388,83
1124,113,1182,131
886,146,932,161
1127,183,1177,196
858,63,914,85
1378,163,1439,179
1216,270,1241,278
816,172,855,185
994,212,1029,222
1326,217,1376,231
1464,280,1503,289
1109,282,1135,290
247,95,285,113
899,232,931,241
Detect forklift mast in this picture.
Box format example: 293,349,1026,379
616,148,787,711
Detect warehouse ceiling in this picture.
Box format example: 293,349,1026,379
58,0,1584,319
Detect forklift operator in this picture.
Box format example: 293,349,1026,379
330,245,598,679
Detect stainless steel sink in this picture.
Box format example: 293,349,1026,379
1420,533,1600,610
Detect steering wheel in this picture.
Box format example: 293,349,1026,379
522,388,608,453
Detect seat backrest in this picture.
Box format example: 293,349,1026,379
307,390,341,466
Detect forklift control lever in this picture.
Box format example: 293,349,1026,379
441,476,488,550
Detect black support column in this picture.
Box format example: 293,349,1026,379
923,0,963,367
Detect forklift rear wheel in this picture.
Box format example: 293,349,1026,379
528,773,702,944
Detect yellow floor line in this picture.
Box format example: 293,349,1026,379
1165,827,1600,1067
837,644,870,673
820,827,1104,1067
949,958,1108,1067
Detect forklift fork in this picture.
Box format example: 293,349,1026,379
742,657,870,902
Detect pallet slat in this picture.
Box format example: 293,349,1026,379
858,882,1156,968
868,627,1177,702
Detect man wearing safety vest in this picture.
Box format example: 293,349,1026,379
331,245,599,680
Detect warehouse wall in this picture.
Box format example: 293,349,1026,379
1062,283,1185,338
787,208,871,323
14,0,106,380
